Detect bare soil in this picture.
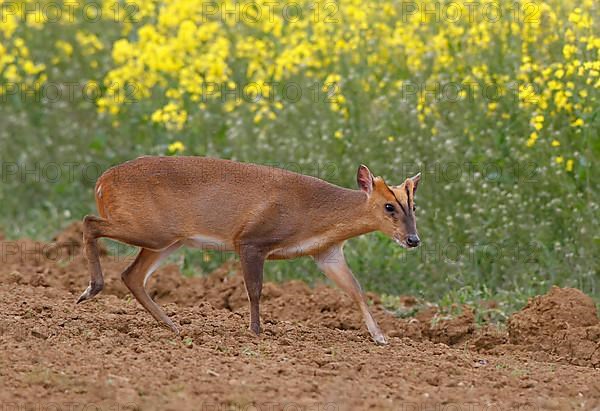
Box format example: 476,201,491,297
1,223,599,410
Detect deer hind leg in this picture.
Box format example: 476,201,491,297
314,244,387,345
78,215,178,303
77,215,106,303
121,243,182,334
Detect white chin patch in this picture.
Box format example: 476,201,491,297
393,238,408,249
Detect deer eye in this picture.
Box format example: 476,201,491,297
413,205,416,212
385,203,395,213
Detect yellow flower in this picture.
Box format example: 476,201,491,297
55,40,73,57
526,132,538,147
75,31,104,56
151,109,162,123
22,60,45,75
335,130,344,139
4,64,20,82
566,159,574,172
551,140,560,147
223,101,236,113
571,118,584,127
168,141,185,153
166,89,182,99
555,156,564,164
563,44,577,60
569,9,581,23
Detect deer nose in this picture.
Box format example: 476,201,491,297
406,234,420,247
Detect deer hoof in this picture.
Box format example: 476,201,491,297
373,334,388,345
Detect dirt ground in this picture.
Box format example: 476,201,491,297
1,223,599,411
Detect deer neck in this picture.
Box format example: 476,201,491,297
314,188,378,242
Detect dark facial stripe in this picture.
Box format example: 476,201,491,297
388,187,407,216
405,185,412,216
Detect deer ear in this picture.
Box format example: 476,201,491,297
411,172,421,193
357,164,374,195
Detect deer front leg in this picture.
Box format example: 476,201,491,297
239,244,265,335
314,243,387,345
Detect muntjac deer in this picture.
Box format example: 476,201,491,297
78,156,421,345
